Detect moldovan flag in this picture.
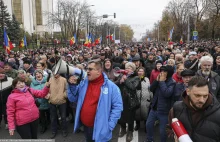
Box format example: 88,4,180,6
3,28,14,54
84,34,91,47
70,33,76,46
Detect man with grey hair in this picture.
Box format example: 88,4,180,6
196,55,220,101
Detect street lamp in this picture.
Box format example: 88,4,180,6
86,5,95,36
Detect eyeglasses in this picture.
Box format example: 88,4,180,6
86,68,96,71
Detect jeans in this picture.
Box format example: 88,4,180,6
146,110,168,142
50,103,67,133
16,119,39,139
84,126,95,142
39,109,50,128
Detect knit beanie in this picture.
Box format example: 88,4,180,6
155,60,163,65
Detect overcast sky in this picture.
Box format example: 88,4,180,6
86,0,171,40
54,0,170,40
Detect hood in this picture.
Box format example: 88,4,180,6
181,91,220,115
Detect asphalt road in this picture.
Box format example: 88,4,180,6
0,121,174,142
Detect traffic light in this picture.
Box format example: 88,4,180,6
103,14,108,18
114,13,116,18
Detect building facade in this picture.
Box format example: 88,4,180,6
3,0,53,36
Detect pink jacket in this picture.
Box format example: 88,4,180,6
7,86,49,130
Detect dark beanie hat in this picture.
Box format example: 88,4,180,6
49,57,56,64
23,60,31,65
155,60,163,65
160,65,174,78
181,69,195,77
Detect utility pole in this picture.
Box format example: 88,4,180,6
187,13,190,43
113,25,115,42
119,27,120,41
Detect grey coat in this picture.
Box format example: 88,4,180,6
135,77,153,121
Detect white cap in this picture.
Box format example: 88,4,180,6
67,54,72,58
189,51,197,56
172,118,178,123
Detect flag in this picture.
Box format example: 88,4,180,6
70,33,76,46
24,35,27,46
19,36,27,48
88,34,92,48
95,36,102,45
110,34,114,41
19,39,24,48
84,34,91,47
168,27,174,41
180,36,183,44
3,28,14,54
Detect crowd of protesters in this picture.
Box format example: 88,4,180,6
1,40,220,142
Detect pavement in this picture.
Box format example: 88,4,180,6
0,121,174,142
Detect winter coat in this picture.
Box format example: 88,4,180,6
149,69,160,84
0,76,13,104
103,68,116,82
150,78,175,114
184,59,199,72
30,76,49,110
172,92,220,142
118,73,140,124
24,66,35,75
145,60,156,78
196,70,220,102
67,83,78,108
7,86,49,130
172,73,183,83
68,73,123,142
172,82,185,106
135,77,153,121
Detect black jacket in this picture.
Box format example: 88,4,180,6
173,93,220,142
0,76,13,104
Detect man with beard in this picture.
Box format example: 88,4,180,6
196,55,220,102
168,76,220,142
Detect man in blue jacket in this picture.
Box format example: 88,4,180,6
146,65,175,142
67,59,123,142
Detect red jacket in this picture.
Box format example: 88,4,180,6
172,73,183,83
7,86,49,130
150,69,160,84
